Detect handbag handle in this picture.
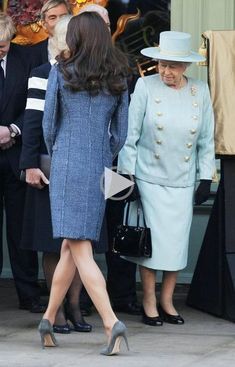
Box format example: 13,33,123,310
124,200,147,228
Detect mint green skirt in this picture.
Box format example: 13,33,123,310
123,179,195,271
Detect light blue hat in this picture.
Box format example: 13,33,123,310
141,31,205,63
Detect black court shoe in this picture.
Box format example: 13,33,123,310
67,315,92,332
158,304,184,325
53,323,71,334
141,307,163,326
65,306,92,332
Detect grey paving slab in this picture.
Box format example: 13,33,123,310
0,280,235,367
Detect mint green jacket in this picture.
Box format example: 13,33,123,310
118,74,215,187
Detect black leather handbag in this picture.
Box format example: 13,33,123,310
112,200,152,258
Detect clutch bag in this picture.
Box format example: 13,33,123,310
20,154,51,181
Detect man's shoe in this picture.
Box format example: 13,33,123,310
19,301,47,313
113,301,142,315
30,301,47,313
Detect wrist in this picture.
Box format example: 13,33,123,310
7,124,19,138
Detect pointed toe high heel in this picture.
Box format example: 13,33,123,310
38,319,58,348
158,304,184,325
141,307,163,326
100,321,129,356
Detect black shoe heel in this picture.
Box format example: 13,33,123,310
141,307,163,326
158,304,184,325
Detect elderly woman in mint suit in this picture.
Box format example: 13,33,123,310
118,31,216,326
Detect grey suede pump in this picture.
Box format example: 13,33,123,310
38,319,58,348
100,321,129,356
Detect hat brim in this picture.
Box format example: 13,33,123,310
141,47,206,63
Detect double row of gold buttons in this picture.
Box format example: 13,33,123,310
154,98,199,162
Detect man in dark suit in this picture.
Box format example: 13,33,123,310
0,12,45,312
32,0,72,65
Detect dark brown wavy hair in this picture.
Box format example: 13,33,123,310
58,12,130,96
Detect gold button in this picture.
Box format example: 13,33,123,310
186,142,193,148
155,98,161,103
157,112,163,116
192,115,198,120
156,140,162,145
155,154,160,159
190,129,197,134
157,125,164,130
193,102,198,107
184,156,190,162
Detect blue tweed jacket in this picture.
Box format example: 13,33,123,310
42,65,128,241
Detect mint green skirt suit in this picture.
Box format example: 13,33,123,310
118,74,215,271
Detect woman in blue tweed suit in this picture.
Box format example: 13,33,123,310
20,15,93,334
39,12,129,355
118,31,216,326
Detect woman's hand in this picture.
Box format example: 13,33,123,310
26,168,49,189
194,180,211,205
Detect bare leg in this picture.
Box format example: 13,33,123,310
139,265,158,317
42,252,66,325
160,270,178,315
43,240,76,325
68,239,118,338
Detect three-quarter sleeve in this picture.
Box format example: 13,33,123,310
109,88,129,158
197,83,216,180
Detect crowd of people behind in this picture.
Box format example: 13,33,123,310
0,0,215,356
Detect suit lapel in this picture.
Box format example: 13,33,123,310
1,44,25,113
41,39,49,64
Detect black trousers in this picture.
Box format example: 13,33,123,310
0,152,40,306
105,199,138,306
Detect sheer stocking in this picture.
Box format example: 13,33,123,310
66,270,83,322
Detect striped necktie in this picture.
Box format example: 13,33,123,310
0,59,4,103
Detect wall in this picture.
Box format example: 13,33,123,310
171,0,235,81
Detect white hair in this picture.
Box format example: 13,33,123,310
0,12,16,42
48,14,73,59
78,4,108,17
